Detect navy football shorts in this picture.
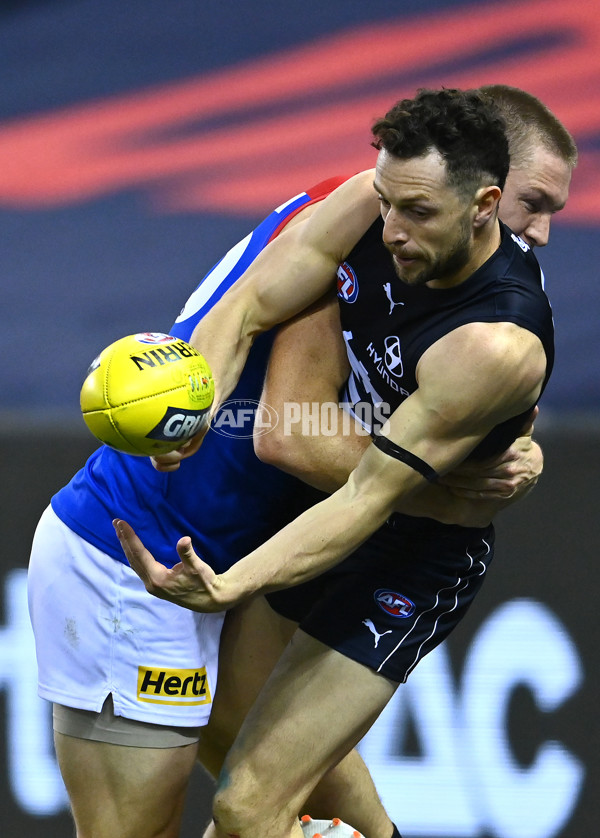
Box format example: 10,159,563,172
266,514,495,683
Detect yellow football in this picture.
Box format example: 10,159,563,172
80,332,214,456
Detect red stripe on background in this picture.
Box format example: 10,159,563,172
0,0,596,221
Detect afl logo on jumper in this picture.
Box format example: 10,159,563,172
337,262,359,303
384,335,404,378
374,589,415,618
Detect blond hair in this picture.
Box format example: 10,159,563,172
479,84,577,170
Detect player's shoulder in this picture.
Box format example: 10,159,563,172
430,317,541,359
316,168,376,209
335,168,377,197
302,168,379,259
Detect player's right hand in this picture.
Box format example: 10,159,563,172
113,518,228,612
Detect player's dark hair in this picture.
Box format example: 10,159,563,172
372,88,509,197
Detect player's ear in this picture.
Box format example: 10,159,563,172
473,185,501,228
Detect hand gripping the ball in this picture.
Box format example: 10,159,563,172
150,425,209,472
150,376,229,471
113,519,229,612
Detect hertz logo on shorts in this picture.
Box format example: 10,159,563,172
137,666,211,706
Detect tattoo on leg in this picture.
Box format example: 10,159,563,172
215,766,231,793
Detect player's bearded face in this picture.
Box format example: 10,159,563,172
375,149,476,289
387,210,473,287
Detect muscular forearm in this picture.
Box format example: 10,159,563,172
190,176,382,411
216,468,402,604
114,461,408,614
189,285,268,410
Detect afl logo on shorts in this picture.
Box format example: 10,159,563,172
374,589,415,618
337,262,359,303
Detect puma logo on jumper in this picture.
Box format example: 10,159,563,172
383,282,404,314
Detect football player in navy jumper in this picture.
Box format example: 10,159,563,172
117,88,574,838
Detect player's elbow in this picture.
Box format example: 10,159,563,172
254,427,304,473
254,424,325,488
254,428,287,468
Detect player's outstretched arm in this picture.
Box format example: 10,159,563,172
120,321,548,612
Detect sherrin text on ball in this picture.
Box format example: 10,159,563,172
80,332,214,456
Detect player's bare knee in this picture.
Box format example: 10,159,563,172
212,787,249,838
213,767,278,836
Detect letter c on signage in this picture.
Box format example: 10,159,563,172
460,599,583,838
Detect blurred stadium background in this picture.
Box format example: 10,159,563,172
0,1,597,835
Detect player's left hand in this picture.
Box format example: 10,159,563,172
439,408,542,500
113,519,228,612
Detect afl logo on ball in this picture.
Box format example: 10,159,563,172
337,263,359,303
135,332,177,344
374,589,415,618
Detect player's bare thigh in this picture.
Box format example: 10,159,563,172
198,595,298,777
55,731,198,838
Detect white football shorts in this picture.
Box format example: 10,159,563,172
28,506,224,727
